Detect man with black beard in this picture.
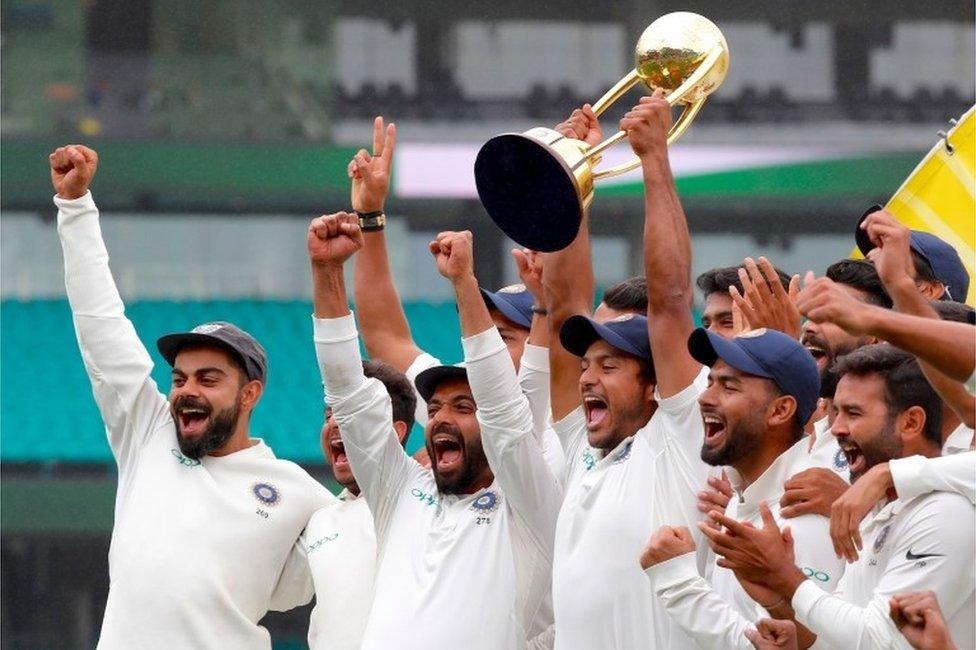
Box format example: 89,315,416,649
641,327,845,649
704,346,974,650
308,214,560,649
49,145,333,650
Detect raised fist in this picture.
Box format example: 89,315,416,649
554,104,603,148
307,212,365,267
429,231,475,283
50,145,98,200
349,116,396,213
640,525,696,569
619,90,672,160
512,248,545,301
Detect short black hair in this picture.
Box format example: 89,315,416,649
363,359,417,433
602,276,648,313
833,344,942,446
930,300,975,324
911,251,941,285
825,259,893,309
695,265,792,299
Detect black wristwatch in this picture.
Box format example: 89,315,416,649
357,210,386,232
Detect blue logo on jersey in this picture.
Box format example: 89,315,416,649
470,491,500,514
833,448,849,471
873,524,891,553
251,482,281,506
582,448,596,471
171,448,201,467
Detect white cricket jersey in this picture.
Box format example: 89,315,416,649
304,489,376,650
406,345,566,483
647,436,846,649
56,192,333,650
552,367,712,650
943,423,974,455
314,315,548,649
891,451,976,504
808,418,850,478
792,491,976,649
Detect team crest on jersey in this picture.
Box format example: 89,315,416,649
251,481,281,507
611,440,633,464
873,525,891,553
470,491,500,514
498,283,526,294
833,448,849,471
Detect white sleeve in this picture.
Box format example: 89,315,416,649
268,538,314,612
792,494,976,649
890,452,976,504
405,351,440,428
314,314,420,541
787,514,847,595
646,552,756,650
517,343,551,442
552,407,589,479
56,192,170,470
463,328,562,548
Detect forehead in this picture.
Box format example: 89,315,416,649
708,358,772,389
703,292,733,315
583,338,629,361
173,345,237,372
430,377,474,402
834,372,886,406
489,309,528,333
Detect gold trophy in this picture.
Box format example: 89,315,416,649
474,12,729,252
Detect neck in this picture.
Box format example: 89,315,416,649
734,436,793,488
345,483,361,497
941,410,962,445
454,473,494,496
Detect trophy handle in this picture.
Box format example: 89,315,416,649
590,69,641,117
587,46,724,181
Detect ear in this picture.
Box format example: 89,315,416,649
896,405,928,444
238,380,264,411
393,420,410,446
917,281,945,300
766,394,798,429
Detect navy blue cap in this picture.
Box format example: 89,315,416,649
158,321,268,382
559,313,653,364
414,364,469,402
687,328,820,425
480,284,534,328
856,206,970,302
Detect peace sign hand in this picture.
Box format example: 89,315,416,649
349,116,397,213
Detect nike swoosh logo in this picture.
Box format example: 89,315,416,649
906,549,945,561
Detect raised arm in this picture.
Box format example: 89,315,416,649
621,90,701,398
51,145,168,467
309,212,418,534
348,117,425,373
431,231,562,535
797,274,976,383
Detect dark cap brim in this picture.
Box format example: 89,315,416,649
559,315,641,359
414,365,469,402
854,204,884,256
687,328,772,379
156,332,260,381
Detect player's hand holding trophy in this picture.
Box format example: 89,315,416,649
475,12,730,251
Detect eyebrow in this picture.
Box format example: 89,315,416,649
172,367,228,377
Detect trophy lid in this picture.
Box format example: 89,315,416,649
635,12,729,104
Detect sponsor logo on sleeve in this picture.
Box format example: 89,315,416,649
802,567,831,582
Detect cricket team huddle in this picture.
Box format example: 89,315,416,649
48,95,975,650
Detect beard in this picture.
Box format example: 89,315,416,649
173,396,241,459
850,417,903,481
700,408,766,467
427,424,490,494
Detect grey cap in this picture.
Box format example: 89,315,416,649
157,321,267,382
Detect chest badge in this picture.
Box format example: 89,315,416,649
470,491,500,515
252,481,281,507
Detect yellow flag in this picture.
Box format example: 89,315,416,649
861,106,976,305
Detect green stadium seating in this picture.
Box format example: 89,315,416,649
1,299,463,463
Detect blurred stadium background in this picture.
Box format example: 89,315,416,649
1,1,973,648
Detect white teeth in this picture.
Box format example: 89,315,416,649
181,408,207,415
703,415,721,424
583,396,605,405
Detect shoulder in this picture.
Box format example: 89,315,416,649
898,491,974,527
267,459,336,507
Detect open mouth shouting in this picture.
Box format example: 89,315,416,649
583,393,609,431
430,429,465,473
838,438,866,478
701,409,728,451
174,400,212,438
329,434,349,472
801,334,830,373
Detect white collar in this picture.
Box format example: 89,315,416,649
943,423,974,454
727,437,810,518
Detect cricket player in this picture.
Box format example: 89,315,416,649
50,145,333,649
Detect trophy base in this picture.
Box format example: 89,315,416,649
474,132,585,252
